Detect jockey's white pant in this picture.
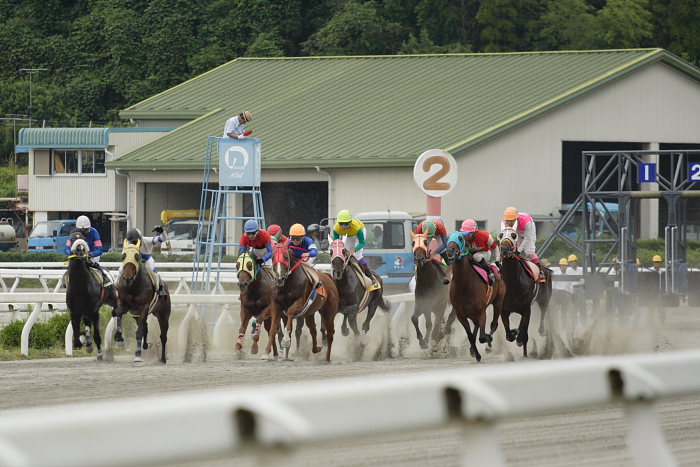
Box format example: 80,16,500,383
343,233,364,260
473,250,492,263
517,234,536,257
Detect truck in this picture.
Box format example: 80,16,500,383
160,210,210,256
26,219,76,253
309,210,419,287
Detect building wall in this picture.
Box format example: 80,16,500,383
442,62,700,234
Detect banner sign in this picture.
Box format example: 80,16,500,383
218,138,261,187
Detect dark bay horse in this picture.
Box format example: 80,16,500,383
330,239,390,336
236,253,281,358
65,231,117,360
444,232,505,362
497,228,552,358
267,243,339,362
115,241,171,363
410,232,449,349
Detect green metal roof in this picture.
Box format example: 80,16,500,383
19,127,110,148
110,49,700,170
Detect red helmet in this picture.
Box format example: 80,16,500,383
267,224,282,241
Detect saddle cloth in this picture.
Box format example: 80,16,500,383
520,259,545,283
349,260,381,292
471,262,500,284
63,267,113,288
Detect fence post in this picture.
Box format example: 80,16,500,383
20,302,43,356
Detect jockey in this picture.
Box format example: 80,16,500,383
460,219,499,283
64,215,112,286
415,218,450,284
239,219,272,266
501,206,540,264
332,209,374,279
122,228,168,296
267,224,287,245
286,223,318,263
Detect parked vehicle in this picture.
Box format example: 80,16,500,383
0,218,17,252
310,211,419,286
27,219,76,253
160,210,210,256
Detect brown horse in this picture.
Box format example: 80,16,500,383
497,228,552,358
115,241,171,363
444,232,505,362
330,239,390,336
267,243,339,362
236,252,281,358
410,232,449,349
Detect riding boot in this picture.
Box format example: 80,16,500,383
157,280,167,297
361,263,373,279
439,252,450,284
479,258,495,284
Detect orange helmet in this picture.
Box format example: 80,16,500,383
289,223,306,236
503,206,518,221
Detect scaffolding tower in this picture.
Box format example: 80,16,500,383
192,136,265,293
540,149,700,296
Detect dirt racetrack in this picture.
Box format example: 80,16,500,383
2,298,700,466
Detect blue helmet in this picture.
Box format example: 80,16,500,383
244,219,259,233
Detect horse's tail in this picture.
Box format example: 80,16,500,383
376,292,391,312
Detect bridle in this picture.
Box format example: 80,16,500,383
498,228,518,259
236,253,259,290
121,241,142,285
330,240,349,278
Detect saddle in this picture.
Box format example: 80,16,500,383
349,259,381,292
296,265,327,318
471,262,500,285
519,258,546,283
63,267,113,288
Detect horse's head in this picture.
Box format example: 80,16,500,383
411,231,429,267
69,231,90,259
498,227,518,259
121,240,142,284
236,253,257,293
271,243,292,287
330,239,348,280
445,231,466,263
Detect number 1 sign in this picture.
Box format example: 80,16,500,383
413,149,458,197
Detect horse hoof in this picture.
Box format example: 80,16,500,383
538,328,546,337
97,352,103,361
133,356,143,363
235,343,242,351
419,341,428,350
86,345,94,354
117,341,125,349
143,342,149,350
312,346,322,354
260,353,271,361
475,354,482,362
281,337,291,348
357,330,367,337
469,348,476,357
341,327,349,337
250,346,258,355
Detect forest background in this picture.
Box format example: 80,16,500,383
1,0,699,173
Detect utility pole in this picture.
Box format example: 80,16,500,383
3,114,28,166
19,68,47,128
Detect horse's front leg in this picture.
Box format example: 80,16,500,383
133,311,148,362
501,307,517,342
348,306,362,336
341,313,350,336
70,313,83,350
113,303,126,349
294,316,304,349
282,311,297,360
91,313,104,361
517,308,531,358
410,308,426,349
81,316,93,353
362,303,377,335
236,306,251,352
263,303,281,360
250,311,264,355
305,313,322,354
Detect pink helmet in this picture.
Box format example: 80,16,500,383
460,219,478,233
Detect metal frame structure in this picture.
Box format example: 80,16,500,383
540,149,700,295
192,136,265,293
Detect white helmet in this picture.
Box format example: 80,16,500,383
76,215,91,229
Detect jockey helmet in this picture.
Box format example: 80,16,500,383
652,255,662,262
559,258,568,266
267,224,281,241
289,223,305,236
503,206,518,221
636,258,641,265
126,228,142,244
337,209,352,223
244,219,259,233
76,215,91,229
423,220,437,237
567,254,578,262
460,219,478,234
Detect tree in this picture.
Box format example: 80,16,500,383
650,0,700,65
245,32,285,57
415,0,480,48
302,1,404,55
477,0,545,52
592,0,654,49
538,0,597,50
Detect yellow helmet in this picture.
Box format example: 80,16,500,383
337,209,352,223
636,258,641,265
567,254,578,262
289,223,306,236
652,255,662,262
559,258,568,266
503,206,518,221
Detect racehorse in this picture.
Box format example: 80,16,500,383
444,232,505,362
65,231,117,360
410,232,449,349
267,243,339,362
497,228,552,358
236,252,281,357
330,239,390,336
114,241,171,363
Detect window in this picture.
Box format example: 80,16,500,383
387,222,405,249
52,149,106,175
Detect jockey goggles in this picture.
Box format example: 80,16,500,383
245,230,258,236
291,235,304,242
338,221,351,228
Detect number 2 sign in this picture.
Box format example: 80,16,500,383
690,162,700,182
413,149,458,197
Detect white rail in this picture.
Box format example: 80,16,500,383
0,291,415,357
0,349,697,467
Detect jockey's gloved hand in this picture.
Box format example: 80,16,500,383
152,225,164,234
256,258,264,265
495,261,502,269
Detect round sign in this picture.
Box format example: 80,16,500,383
413,149,458,197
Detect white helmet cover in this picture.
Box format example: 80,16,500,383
76,215,91,229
